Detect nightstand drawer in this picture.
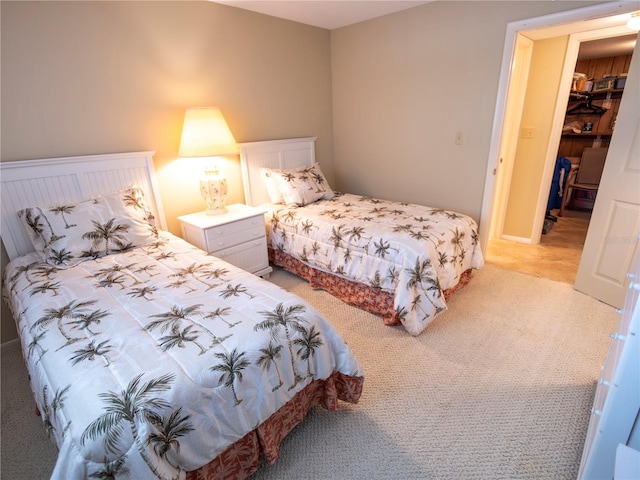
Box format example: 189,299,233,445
214,237,269,273
205,225,265,252
205,215,263,240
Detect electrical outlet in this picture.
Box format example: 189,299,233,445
521,126,535,139
454,131,464,145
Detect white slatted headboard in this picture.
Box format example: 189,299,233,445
1,151,167,261
239,137,317,207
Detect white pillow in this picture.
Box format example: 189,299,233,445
270,163,335,207
260,167,285,204
18,187,158,267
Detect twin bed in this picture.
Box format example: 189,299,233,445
1,139,483,479
0,151,363,480
239,137,484,336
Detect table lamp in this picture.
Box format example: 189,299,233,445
178,107,239,215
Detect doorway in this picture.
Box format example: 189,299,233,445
486,33,637,284
479,4,639,285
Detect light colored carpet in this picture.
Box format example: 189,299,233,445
1,264,617,479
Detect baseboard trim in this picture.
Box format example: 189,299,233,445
500,234,533,244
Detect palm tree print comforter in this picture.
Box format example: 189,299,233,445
2,233,363,479
265,193,484,336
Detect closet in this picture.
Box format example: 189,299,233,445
555,52,631,213
559,53,631,157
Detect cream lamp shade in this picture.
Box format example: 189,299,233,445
178,107,239,215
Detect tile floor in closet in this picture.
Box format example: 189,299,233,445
485,209,591,284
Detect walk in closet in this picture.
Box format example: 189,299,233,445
555,50,632,214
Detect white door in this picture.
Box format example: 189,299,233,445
574,43,640,308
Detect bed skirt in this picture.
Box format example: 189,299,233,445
269,248,473,326
187,371,363,480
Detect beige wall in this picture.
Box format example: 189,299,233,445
503,35,569,238
1,1,334,229
0,0,333,342
330,1,595,220
0,0,599,342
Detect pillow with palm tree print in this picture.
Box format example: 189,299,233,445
17,187,158,267
270,163,335,207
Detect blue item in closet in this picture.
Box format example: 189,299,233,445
547,156,573,211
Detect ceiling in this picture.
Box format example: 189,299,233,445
211,1,637,57
578,34,637,60
211,1,431,30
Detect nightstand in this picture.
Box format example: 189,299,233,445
178,204,273,278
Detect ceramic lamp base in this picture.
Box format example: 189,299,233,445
204,206,227,215
200,172,228,216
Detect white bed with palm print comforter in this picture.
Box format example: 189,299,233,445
0,152,363,480
240,137,484,337
3,232,363,479
265,193,484,336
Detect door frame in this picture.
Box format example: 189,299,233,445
479,2,639,253
488,34,533,241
